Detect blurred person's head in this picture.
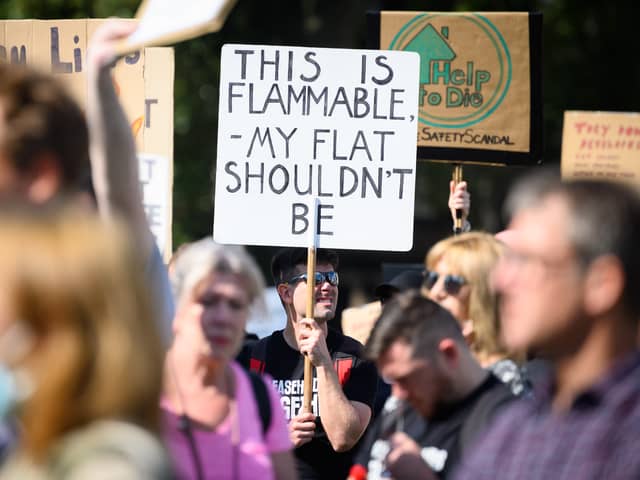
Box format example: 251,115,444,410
374,269,424,305
425,232,507,364
271,247,339,324
167,241,192,276
0,63,90,203
0,207,163,461
170,239,265,364
494,172,640,359
365,292,484,418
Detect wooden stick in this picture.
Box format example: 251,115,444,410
452,164,464,235
303,198,318,413
303,245,316,413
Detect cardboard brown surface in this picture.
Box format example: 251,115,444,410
372,11,542,165
33,20,89,107
143,47,175,260
3,20,32,66
88,19,146,151
0,21,6,62
562,111,640,185
341,301,382,346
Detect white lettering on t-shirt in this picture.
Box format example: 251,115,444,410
276,378,320,419
420,446,448,472
367,439,391,479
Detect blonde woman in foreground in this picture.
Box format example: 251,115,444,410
0,208,171,479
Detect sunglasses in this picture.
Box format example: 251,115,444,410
423,271,466,295
284,271,339,287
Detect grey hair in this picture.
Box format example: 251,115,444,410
504,169,640,315
170,238,266,311
503,167,562,222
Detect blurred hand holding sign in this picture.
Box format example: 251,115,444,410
562,111,640,185
116,0,237,54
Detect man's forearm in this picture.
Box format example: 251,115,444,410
316,364,369,452
87,53,152,256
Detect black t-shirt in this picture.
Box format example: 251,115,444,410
250,328,378,480
354,374,514,480
353,399,427,479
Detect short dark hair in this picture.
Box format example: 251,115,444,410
270,247,339,285
0,63,90,192
365,291,466,361
506,172,640,316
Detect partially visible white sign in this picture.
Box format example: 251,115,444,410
118,0,237,53
139,153,171,256
213,44,420,251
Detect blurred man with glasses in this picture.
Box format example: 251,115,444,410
454,172,640,480
249,247,378,480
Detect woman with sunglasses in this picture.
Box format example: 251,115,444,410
424,232,527,395
163,239,297,480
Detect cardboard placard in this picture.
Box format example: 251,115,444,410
140,47,175,257
368,11,543,166
561,111,640,184
341,301,382,346
2,20,31,68
213,44,420,251
0,19,174,259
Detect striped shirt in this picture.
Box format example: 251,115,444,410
453,350,640,480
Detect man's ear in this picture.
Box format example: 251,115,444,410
437,338,459,366
277,283,293,305
584,255,625,317
26,152,62,203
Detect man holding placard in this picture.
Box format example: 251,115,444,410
215,40,419,480
249,247,378,480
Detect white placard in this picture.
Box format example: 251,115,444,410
213,44,420,251
139,153,171,256
117,0,237,53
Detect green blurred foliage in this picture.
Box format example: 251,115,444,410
2,0,639,280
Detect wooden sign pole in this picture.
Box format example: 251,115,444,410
452,164,464,235
303,199,318,413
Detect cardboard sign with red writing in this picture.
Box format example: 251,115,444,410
561,111,640,185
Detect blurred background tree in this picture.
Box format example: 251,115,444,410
2,0,639,311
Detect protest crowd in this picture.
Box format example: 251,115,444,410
0,10,640,480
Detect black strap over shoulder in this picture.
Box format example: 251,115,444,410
247,370,272,436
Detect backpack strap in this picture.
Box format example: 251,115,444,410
247,370,272,436
249,336,269,374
